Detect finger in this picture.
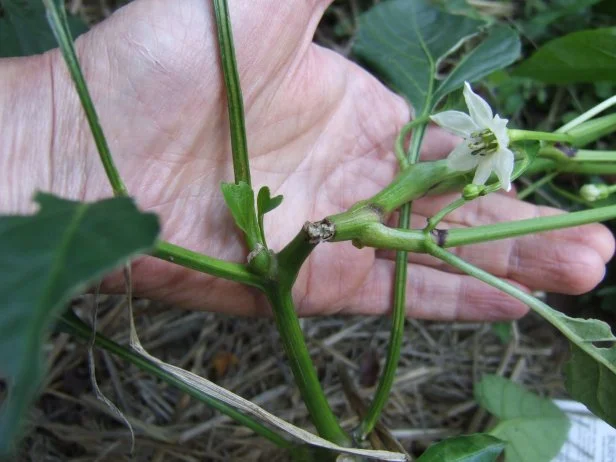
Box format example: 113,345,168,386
341,259,529,321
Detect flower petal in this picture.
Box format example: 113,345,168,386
464,82,493,128
447,142,479,171
430,111,479,137
491,114,510,148
492,147,515,192
472,156,494,185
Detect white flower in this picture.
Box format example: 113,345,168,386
430,82,514,192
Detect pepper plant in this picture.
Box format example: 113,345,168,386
1,0,616,460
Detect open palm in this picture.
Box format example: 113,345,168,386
47,0,613,319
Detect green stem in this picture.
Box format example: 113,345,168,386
426,197,467,232
336,203,616,253
356,208,409,442
213,0,251,186
568,113,616,147
574,150,616,162
528,158,616,176
43,0,128,196
357,123,428,440
517,172,559,200
557,95,616,133
537,145,571,163
276,229,317,287
442,204,616,247
152,241,264,289
394,117,430,169
58,310,292,448
426,244,616,379
266,285,350,446
557,162,616,175
508,129,574,144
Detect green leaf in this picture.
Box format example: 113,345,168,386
257,186,283,245
0,193,159,454
416,434,504,462
433,26,520,104
353,0,520,115
475,375,570,462
221,182,261,247
513,28,616,84
0,0,88,58
566,345,616,429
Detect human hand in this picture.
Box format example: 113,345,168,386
3,0,613,319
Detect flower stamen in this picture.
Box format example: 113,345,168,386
468,129,498,156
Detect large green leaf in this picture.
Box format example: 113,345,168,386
513,28,616,84
0,193,159,454
416,434,504,462
0,0,88,58
475,375,570,462
353,0,520,115
433,26,519,104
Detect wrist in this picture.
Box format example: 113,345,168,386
0,51,87,214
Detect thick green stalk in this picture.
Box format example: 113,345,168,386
266,285,350,446
213,0,251,186
333,203,616,254
58,310,292,448
327,161,459,241
153,241,264,288
43,0,128,196
276,229,317,287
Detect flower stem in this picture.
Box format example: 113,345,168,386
508,129,574,144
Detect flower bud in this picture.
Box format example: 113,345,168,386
463,184,486,200
580,184,610,202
